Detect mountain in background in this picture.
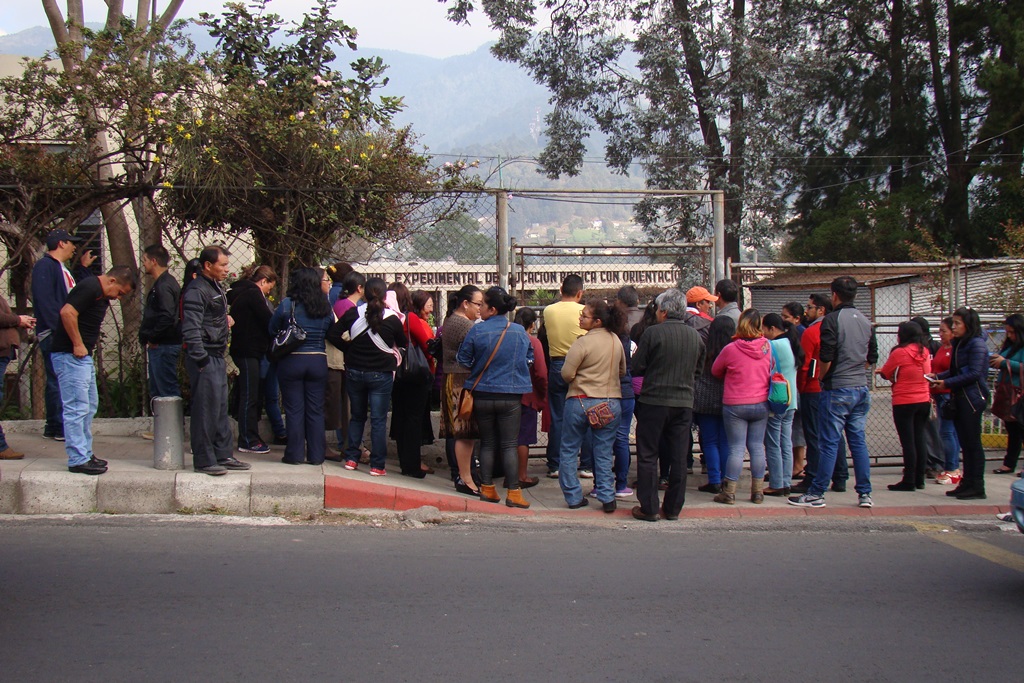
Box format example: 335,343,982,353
0,24,555,156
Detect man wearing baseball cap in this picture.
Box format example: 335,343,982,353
683,286,717,343
30,229,94,440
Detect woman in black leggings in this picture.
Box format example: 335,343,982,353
930,307,990,500
455,287,534,508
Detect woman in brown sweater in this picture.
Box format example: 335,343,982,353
0,295,34,459
558,299,627,512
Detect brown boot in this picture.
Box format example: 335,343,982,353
713,479,736,505
751,477,764,504
479,484,501,503
505,488,530,509
0,447,24,460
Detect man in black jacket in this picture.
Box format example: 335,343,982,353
631,288,706,521
139,244,181,399
181,245,250,476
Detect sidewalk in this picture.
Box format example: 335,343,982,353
0,422,1015,520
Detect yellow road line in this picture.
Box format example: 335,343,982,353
905,521,1024,573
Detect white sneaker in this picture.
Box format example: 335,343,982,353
579,469,594,479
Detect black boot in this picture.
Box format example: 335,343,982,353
887,481,916,492
697,482,721,494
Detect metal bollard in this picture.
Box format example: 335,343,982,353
152,396,185,470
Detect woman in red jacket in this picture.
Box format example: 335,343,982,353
876,320,932,491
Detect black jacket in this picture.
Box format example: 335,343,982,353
139,270,181,345
181,275,229,366
227,279,273,358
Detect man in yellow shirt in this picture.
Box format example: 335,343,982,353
541,275,585,477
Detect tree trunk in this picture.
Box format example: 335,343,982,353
671,0,741,264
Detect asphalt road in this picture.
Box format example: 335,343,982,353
1,516,1021,682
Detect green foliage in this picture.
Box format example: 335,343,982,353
0,21,202,253
444,0,1024,260
412,213,495,263
160,0,477,269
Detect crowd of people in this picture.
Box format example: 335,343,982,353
5,230,1021,518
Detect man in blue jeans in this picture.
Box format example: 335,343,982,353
30,229,95,440
541,275,586,478
51,267,136,475
790,276,878,509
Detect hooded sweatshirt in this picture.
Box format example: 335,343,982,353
877,344,932,405
711,336,772,405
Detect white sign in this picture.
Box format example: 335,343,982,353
350,261,682,290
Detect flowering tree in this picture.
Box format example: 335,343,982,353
0,17,200,307
159,0,478,282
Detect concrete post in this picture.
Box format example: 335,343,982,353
712,191,726,284
152,396,185,470
496,191,510,292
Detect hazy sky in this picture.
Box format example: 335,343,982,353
1,1,499,58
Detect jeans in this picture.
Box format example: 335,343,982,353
51,352,98,467
694,412,728,485
764,408,795,489
278,353,328,465
545,359,568,473
475,395,522,488
40,334,63,437
345,368,394,470
260,358,286,439
147,344,181,398
232,355,263,448
0,357,8,451
953,392,986,490
559,397,620,505
799,392,849,485
812,387,872,496
893,402,930,485
635,403,693,517
185,354,233,469
613,397,636,491
934,395,960,470
722,402,770,482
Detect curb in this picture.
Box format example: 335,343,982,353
323,475,1009,520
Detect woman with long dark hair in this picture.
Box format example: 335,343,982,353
268,267,333,465
390,289,437,478
930,307,990,499
876,320,932,491
457,287,534,508
440,284,484,494
558,298,627,512
337,277,407,475
762,313,802,495
991,313,1024,475
711,308,772,504
228,264,278,454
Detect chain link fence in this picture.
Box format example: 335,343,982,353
735,260,1024,461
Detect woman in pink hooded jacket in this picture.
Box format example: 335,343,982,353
711,308,772,504
876,320,932,491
